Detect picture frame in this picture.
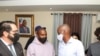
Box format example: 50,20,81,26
15,14,34,37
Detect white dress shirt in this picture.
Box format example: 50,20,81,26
27,37,55,56
58,37,85,56
0,38,17,56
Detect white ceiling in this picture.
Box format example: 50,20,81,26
0,5,100,12
0,0,100,12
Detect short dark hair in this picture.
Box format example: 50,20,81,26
71,32,80,40
35,25,46,31
94,27,100,37
0,21,15,37
36,28,46,35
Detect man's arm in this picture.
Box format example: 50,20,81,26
24,36,35,50
77,42,85,56
52,46,55,56
27,44,35,56
87,46,92,56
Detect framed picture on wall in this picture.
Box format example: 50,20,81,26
15,14,34,37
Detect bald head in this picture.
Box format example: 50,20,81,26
57,24,71,34
57,24,71,43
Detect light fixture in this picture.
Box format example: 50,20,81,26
50,8,52,10
5,9,8,11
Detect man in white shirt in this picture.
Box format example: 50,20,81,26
27,27,55,56
57,24,85,56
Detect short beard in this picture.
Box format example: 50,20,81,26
8,34,14,43
7,33,20,44
38,37,47,44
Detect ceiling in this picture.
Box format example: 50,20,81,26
0,5,100,12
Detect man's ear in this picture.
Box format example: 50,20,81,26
3,31,8,37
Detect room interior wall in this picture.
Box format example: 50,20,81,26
91,15,100,43
0,11,54,55
0,11,100,55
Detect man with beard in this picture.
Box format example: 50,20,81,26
0,21,24,56
24,25,46,50
27,27,55,56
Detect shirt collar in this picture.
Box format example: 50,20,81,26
60,37,74,44
67,37,74,43
0,38,10,46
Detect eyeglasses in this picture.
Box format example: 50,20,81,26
10,30,18,33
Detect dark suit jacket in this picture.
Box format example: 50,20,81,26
87,41,100,56
24,36,35,50
0,40,24,56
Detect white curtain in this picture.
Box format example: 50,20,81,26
81,14,92,50
52,13,63,56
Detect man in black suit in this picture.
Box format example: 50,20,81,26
0,21,24,56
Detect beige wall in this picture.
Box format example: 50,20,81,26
0,11,100,54
91,16,100,43
0,12,54,54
